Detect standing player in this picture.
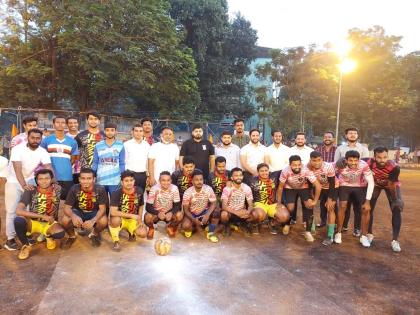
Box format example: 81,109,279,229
307,151,338,245
65,116,81,183
108,170,147,251
240,129,267,185
277,155,322,242
181,170,219,243
365,147,403,252
14,169,64,259
334,150,374,247
215,131,240,171
144,171,183,239
61,168,108,249
171,156,195,199
10,116,39,148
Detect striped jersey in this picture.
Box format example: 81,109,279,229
336,160,371,187
182,185,216,215
365,158,401,188
147,184,180,213
307,162,338,189
92,140,125,185
221,183,253,212
280,166,317,189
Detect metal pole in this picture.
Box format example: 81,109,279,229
335,70,343,143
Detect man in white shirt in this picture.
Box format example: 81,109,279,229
10,116,39,149
289,132,313,165
148,127,180,185
240,129,267,185
124,123,150,192
4,128,52,251
215,130,240,171
264,129,290,179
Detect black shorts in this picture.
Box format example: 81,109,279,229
284,188,311,204
338,186,366,203
58,181,73,200
72,209,98,222
319,188,338,201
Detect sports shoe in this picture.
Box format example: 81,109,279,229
89,233,101,247
37,234,46,242
147,226,155,240
290,219,297,225
28,238,36,246
367,233,374,244
76,228,89,236
61,237,76,250
268,223,278,235
360,235,371,248
342,226,349,232
391,240,401,252
334,232,342,244
230,224,239,231
304,231,314,242
46,237,56,250
206,232,219,243
128,234,136,242
112,241,121,252
4,239,19,251
353,229,361,237
18,244,31,260
251,224,260,235
184,231,192,238
316,222,326,228
166,225,177,238
282,225,290,235
322,238,334,246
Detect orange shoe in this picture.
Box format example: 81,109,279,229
166,225,178,238
147,226,155,240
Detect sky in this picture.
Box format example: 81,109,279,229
228,0,420,54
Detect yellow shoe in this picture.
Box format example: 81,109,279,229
184,231,192,238
230,224,239,231
207,232,219,243
46,237,56,250
283,225,290,235
18,244,31,260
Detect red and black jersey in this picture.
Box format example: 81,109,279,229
208,171,229,198
249,174,278,205
171,169,193,198
365,158,400,188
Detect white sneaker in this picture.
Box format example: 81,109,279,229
334,232,342,244
304,231,314,242
391,240,401,252
367,233,374,244
360,235,371,248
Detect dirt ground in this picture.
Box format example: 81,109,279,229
0,170,419,315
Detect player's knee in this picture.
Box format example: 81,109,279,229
275,208,290,223
60,215,71,227
144,213,155,226
182,219,192,231
253,208,266,222
220,211,229,223
14,216,27,229
174,211,183,223
391,199,404,213
97,215,108,227
136,226,147,238
109,216,121,228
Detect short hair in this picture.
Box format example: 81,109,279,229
66,116,78,124
132,123,143,130
220,130,232,137
52,116,66,124
191,124,202,132
374,147,388,155
345,127,358,134
257,163,269,171
79,167,96,177
271,129,282,136
233,118,245,125
324,131,335,137
289,155,301,164
140,117,153,125
249,128,260,135
86,112,100,120
160,126,173,133
215,156,226,164
27,128,43,137
192,169,204,178
104,122,117,129
34,168,54,184
230,167,243,176
310,151,322,159
183,156,195,165
22,116,38,125
295,132,306,137
121,170,135,181
345,150,360,159
159,171,171,178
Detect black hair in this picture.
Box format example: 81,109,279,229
79,167,96,177
183,156,195,165
289,155,302,164
230,167,243,177
66,116,78,124
132,123,142,130
192,169,204,178
86,112,100,120
52,116,66,124
27,128,43,137
160,126,173,133
220,130,232,137
271,129,282,136
215,156,226,164
104,122,117,129
345,150,360,159
140,117,153,125
296,131,306,137
121,170,136,180
233,118,244,125
374,147,388,155
159,171,171,178
34,169,54,184
249,128,260,135
191,124,202,132
324,131,335,137
310,151,322,159
345,127,358,134
257,163,269,171
22,116,38,125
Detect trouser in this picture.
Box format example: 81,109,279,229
131,171,147,192
369,186,403,240
343,195,361,230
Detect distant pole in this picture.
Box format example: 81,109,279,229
335,70,343,143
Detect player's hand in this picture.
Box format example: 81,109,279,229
23,184,35,191
363,200,371,212
201,214,210,225
157,212,166,221
165,212,173,222
42,215,54,224
326,198,336,212
149,177,156,186
82,219,95,230
306,199,315,209
71,214,83,228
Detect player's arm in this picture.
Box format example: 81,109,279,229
147,158,156,185
209,155,215,172
12,161,32,190
110,206,137,219
92,145,99,173
119,146,126,173
363,172,375,211
311,179,322,205
179,155,184,169
276,182,285,206
240,154,254,175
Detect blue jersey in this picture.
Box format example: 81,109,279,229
41,135,79,181
92,140,125,185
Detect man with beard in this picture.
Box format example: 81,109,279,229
240,129,267,185
307,151,338,245
144,171,183,239
364,147,403,252
316,131,337,163
215,131,240,171
180,125,215,180
75,112,105,176
220,167,254,236
208,156,229,200
334,151,374,247
264,130,290,181
334,127,369,236
92,122,125,199
141,117,157,145
148,127,179,185
66,116,81,183
10,116,39,148
232,118,250,148
171,156,195,199
277,155,322,242
250,163,290,235
181,170,219,243
4,129,52,251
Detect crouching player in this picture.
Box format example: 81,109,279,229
144,171,183,239
181,170,219,243
14,169,64,260
220,168,254,236
109,170,147,251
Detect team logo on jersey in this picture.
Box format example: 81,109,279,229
319,174,327,184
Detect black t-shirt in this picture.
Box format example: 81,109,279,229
207,171,229,199
75,130,105,169
65,184,108,212
249,174,278,205
171,169,193,199
180,139,215,178
20,184,62,219
110,187,144,214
